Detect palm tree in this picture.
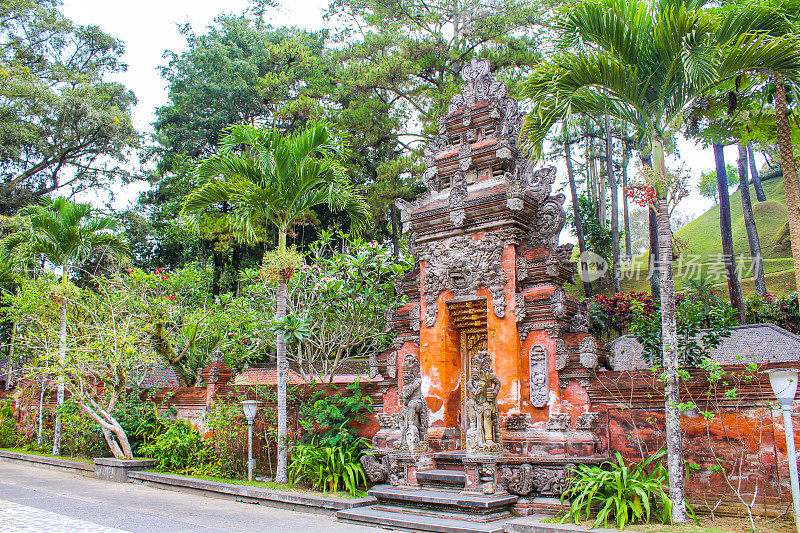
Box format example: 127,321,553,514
774,76,800,296
10,198,128,455
521,0,800,521
182,122,369,483
737,141,767,297
713,143,745,321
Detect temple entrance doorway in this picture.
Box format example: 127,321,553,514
446,296,487,450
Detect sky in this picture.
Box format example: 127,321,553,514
60,0,743,225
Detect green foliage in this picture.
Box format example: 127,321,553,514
0,399,21,448
575,196,612,266
630,295,737,366
140,420,206,472
698,165,738,203
561,452,673,530
0,0,138,212
288,438,368,496
55,399,108,458
297,382,373,447
745,292,800,333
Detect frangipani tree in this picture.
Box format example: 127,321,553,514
6,198,127,455
522,0,800,521
9,274,157,459
182,122,369,483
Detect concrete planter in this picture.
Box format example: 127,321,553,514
93,457,155,483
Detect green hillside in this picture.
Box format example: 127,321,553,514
565,176,796,299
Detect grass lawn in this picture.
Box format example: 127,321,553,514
150,471,368,499
547,515,794,533
0,446,94,464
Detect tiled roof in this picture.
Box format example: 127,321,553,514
234,368,307,385
134,365,182,388
609,323,800,370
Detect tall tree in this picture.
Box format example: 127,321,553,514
182,122,369,483
0,0,137,212
522,0,800,520
737,142,767,296
565,141,593,297
747,142,767,202
713,143,745,321
604,116,621,293
8,198,127,455
774,76,800,296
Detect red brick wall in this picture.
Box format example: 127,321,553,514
589,364,800,516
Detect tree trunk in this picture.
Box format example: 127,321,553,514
775,75,800,297
653,137,686,524
605,117,621,293
37,379,45,447
390,202,400,260
714,143,745,323
274,228,289,484
231,244,242,296
748,142,767,202
211,250,224,297
52,297,67,456
642,154,660,300
738,142,767,297
622,148,632,260
566,143,593,298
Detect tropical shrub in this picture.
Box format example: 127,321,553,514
561,451,673,530
589,292,656,337
297,382,373,447
745,292,800,334
630,297,736,366
288,438,368,496
54,399,108,458
140,420,205,472
0,399,21,448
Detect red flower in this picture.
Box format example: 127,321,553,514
167,295,177,301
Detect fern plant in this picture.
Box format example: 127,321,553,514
288,438,367,496
561,451,673,530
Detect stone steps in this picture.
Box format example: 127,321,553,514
416,469,467,490
368,485,517,514
337,506,507,533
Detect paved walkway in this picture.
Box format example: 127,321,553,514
0,461,382,532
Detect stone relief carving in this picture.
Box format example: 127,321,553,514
419,233,507,326
550,288,567,319
514,293,526,322
500,463,534,496
547,413,571,431
554,338,568,371
421,166,440,193
530,194,567,250
408,304,420,332
448,57,509,113
529,345,549,408
377,412,399,428
383,308,394,332
500,463,575,496
546,244,574,277
505,412,530,431
571,310,589,332
369,352,378,378
505,171,525,211
518,321,560,342
516,257,531,282
577,412,600,431
466,351,502,456
532,465,575,495
449,171,468,227
496,227,525,246
361,454,403,485
458,137,473,172
579,336,598,369
386,351,397,378
394,354,429,453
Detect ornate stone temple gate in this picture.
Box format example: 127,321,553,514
339,58,606,533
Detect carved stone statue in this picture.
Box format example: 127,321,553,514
361,454,403,485
465,351,502,455
394,354,428,453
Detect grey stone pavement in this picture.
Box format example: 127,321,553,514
0,461,384,532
